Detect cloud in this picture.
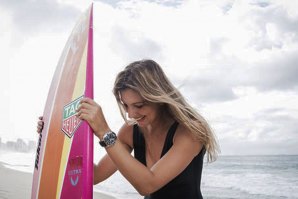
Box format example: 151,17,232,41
248,51,298,91
253,108,298,141
173,0,298,103
247,3,298,51
212,107,298,155
92,0,298,106
183,49,298,103
95,0,183,8
109,25,163,62
0,0,80,34
177,67,238,103
94,0,122,8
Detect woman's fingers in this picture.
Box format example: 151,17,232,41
77,102,93,119
77,98,102,117
37,116,44,133
76,98,108,137
80,97,96,106
78,100,94,112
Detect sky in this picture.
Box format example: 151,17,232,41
0,0,297,155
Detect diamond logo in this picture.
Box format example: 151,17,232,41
61,96,83,138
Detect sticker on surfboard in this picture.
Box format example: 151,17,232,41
68,156,83,187
62,95,83,138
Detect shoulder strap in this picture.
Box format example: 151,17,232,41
160,121,179,157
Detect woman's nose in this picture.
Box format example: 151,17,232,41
127,106,138,119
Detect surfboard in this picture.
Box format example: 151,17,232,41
31,4,94,199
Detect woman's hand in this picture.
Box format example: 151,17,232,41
37,116,44,133
76,98,111,139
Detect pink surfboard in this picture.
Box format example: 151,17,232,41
31,4,94,199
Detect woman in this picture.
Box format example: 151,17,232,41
37,59,219,199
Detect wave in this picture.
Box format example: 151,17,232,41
0,151,35,173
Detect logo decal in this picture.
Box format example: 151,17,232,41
62,96,83,138
70,176,79,186
68,156,83,187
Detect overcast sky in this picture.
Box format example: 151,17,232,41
0,0,297,155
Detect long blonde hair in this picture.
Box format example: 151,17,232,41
113,59,220,162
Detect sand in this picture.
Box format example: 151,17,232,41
0,163,116,199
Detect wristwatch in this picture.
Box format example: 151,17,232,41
99,131,117,148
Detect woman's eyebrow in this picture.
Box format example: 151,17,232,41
132,101,147,105
122,101,146,106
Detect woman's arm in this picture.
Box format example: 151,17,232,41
93,124,133,184
77,98,202,195
105,125,202,195
93,154,117,184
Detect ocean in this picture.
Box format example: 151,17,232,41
0,151,297,199
202,155,298,199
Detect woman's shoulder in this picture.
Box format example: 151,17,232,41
118,123,134,149
174,123,203,154
175,123,193,139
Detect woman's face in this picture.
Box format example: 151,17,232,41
119,89,160,127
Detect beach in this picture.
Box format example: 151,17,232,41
0,163,115,199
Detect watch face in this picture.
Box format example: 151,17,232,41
103,132,117,146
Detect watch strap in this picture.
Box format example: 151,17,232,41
99,140,107,147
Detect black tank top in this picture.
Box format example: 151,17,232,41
133,122,205,199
